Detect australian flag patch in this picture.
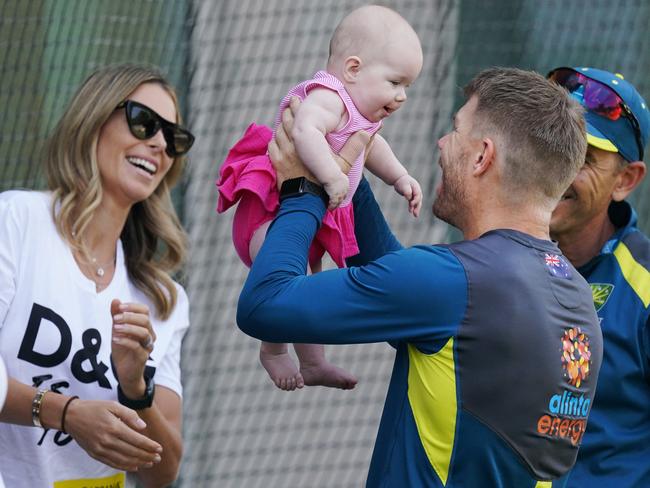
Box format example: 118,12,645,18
543,252,572,279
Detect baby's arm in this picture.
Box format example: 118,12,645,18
365,135,422,217
291,88,348,209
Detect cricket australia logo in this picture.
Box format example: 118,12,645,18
590,283,614,312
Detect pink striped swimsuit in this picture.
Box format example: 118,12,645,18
275,71,382,206
216,71,381,268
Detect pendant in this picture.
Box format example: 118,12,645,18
97,267,105,277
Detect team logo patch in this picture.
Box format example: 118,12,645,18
561,327,592,388
544,253,572,279
590,283,614,311
535,326,594,446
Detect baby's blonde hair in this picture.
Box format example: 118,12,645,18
328,5,419,68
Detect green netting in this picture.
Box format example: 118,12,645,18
0,0,192,191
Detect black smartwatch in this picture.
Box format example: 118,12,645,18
117,373,155,410
279,177,329,208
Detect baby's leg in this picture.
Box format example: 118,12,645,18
293,255,356,389
259,342,304,391
295,342,358,390
252,221,305,391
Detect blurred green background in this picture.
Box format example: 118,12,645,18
2,0,648,229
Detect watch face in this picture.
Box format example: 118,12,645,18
281,177,304,196
279,177,328,207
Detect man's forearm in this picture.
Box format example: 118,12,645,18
237,194,324,341
237,193,464,346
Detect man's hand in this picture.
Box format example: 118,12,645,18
268,96,371,190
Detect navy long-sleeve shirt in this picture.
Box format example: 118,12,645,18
238,179,603,487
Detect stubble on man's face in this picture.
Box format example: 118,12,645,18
433,97,478,230
432,153,468,229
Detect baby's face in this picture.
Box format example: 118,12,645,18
348,41,423,123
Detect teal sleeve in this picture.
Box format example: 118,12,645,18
238,193,467,345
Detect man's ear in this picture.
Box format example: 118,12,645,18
472,137,496,176
612,161,646,201
342,56,362,83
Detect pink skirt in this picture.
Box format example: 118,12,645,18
216,123,359,268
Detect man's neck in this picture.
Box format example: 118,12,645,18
463,204,552,241
554,212,616,268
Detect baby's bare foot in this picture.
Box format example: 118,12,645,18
300,361,357,390
260,348,305,391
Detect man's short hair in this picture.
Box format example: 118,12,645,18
464,67,587,204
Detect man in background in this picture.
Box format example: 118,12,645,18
548,66,650,487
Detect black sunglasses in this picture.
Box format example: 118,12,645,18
116,100,195,157
548,68,644,161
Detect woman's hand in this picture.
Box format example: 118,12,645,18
111,299,156,399
269,96,372,189
64,398,162,471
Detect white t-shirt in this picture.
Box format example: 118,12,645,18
0,354,6,488
0,190,190,488
0,353,7,414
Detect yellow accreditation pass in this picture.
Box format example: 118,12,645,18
54,472,125,488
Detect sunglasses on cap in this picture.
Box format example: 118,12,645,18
116,100,195,157
548,68,644,161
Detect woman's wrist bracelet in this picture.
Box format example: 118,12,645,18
61,396,79,434
31,388,49,428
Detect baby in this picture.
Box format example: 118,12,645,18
218,5,423,391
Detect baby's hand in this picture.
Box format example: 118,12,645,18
324,172,349,210
394,174,422,218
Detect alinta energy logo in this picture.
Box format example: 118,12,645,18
561,327,592,387
536,326,593,446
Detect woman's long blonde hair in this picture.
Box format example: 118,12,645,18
44,64,188,320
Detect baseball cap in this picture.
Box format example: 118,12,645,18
549,67,649,162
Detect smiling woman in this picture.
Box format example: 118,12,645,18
95,83,182,220
46,65,192,302
0,64,194,488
